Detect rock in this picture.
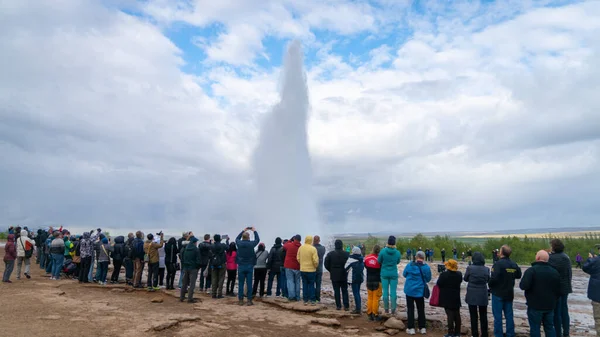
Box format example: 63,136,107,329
151,297,163,303
384,329,400,335
57,291,66,296
375,326,387,331
345,325,359,329
310,318,341,327
461,325,469,335
345,328,359,334
111,288,125,293
384,317,405,330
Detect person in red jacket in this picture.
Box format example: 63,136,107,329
283,235,302,301
3,234,17,282
365,245,383,321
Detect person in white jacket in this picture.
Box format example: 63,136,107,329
16,229,36,280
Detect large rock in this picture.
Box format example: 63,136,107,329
310,318,341,327
384,317,406,330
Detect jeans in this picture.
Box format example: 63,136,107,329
3,260,14,281
445,308,461,336
469,305,488,337
315,271,323,301
351,282,362,312
527,308,556,337
280,267,288,297
332,281,349,309
406,295,426,329
554,294,570,337
211,267,226,297
300,271,316,303
238,264,254,300
39,251,47,269
492,295,515,337
453,254,458,260
266,270,280,296
367,283,382,315
253,268,268,297
227,269,237,294
286,269,301,301
180,269,198,302
36,247,42,264
98,261,109,283
147,262,159,288
111,259,123,282
158,267,165,286
88,254,95,281
79,256,92,282
124,258,133,281
205,267,212,289
51,254,64,279
45,254,53,274
178,270,184,288
199,265,208,289
381,276,398,312
16,256,31,278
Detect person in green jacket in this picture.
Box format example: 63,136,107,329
180,237,201,303
378,236,401,314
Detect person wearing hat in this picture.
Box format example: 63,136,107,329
180,236,201,303
437,259,463,337
378,236,401,315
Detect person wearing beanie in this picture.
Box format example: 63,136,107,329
325,239,350,310
403,250,432,335
346,246,365,314
211,233,229,298
96,237,113,285
266,237,284,297
180,236,201,303
437,259,463,337
378,236,401,315
198,234,212,292
236,227,260,306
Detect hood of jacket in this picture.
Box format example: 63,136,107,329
304,235,313,245
386,246,398,254
20,229,28,237
7,234,15,242
473,252,485,266
82,232,90,239
114,236,125,244
334,239,343,250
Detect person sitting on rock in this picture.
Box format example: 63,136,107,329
437,259,463,337
365,244,382,321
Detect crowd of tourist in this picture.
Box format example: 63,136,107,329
3,226,600,337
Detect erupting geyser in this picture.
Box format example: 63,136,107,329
252,41,320,242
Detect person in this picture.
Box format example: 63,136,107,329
520,250,561,337
36,228,48,268
49,231,65,280
379,236,401,315
124,233,134,285
583,245,600,336
266,237,283,297
78,230,100,283
144,233,165,291
403,250,432,335
236,227,260,306
180,236,201,303
548,239,572,337
467,248,473,265
158,242,166,287
109,236,125,283
438,259,463,337
576,253,582,269
16,229,35,280
132,231,146,288
71,236,81,278
453,247,458,260
346,246,364,314
283,235,302,302
465,252,490,337
226,242,237,296
252,243,268,298
3,234,17,283
492,249,499,263
313,235,326,302
210,234,229,298
365,245,382,321
297,235,319,305
441,248,446,263
44,231,53,275
177,231,191,289
489,245,522,337
198,234,212,292
96,237,113,285
407,248,412,261
325,239,350,310
164,237,179,290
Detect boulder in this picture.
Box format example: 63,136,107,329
57,291,66,296
151,297,164,303
310,318,341,327
384,317,405,330
384,329,400,335
375,326,387,331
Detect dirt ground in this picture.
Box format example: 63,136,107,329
0,250,449,337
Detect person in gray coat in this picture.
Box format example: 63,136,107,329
464,252,490,337
252,243,269,298
313,235,326,302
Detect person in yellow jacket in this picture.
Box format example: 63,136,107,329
297,235,319,305
144,233,164,291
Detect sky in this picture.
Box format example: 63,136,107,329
1,0,599,236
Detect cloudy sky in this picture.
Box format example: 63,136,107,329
1,0,599,235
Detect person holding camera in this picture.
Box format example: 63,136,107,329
144,232,164,291
236,227,260,306
180,236,201,303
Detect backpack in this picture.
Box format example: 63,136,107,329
134,239,144,258
111,244,123,260
211,244,226,268
123,243,131,260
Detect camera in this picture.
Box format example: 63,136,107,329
245,226,253,230
156,231,163,236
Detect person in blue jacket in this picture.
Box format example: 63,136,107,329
378,236,401,315
403,250,432,335
583,245,600,337
236,227,260,306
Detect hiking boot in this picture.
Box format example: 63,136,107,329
25,273,31,279
217,295,224,299
179,298,185,302
310,301,316,306
374,315,382,322
368,314,374,321
344,307,350,311
238,300,244,306
188,299,198,304
153,286,160,291
351,310,361,315
420,328,427,335
247,301,254,306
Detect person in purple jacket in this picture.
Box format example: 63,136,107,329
576,253,583,269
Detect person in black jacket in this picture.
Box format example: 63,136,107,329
519,250,561,337
489,245,522,337
465,252,490,337
583,246,600,337
123,233,134,285
325,239,350,311
211,234,229,299
437,259,463,337
547,239,572,337
110,236,125,283
198,234,212,292
266,237,283,297
164,237,179,290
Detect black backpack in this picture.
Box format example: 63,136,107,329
211,244,226,268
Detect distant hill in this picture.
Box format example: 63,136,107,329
335,226,600,238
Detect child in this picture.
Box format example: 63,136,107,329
346,247,365,315
365,245,382,321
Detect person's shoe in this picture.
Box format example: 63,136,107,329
303,301,309,306
25,273,31,279
391,309,396,315
384,309,389,314
16,276,20,280
247,301,254,306
147,287,154,292
368,314,374,321
310,301,316,306
374,315,382,322
336,307,341,311
4,280,12,283
420,328,427,335
406,328,416,335
351,310,361,315
212,295,217,299
187,299,198,303
238,300,244,306
344,307,350,311
153,286,160,291
217,295,224,299
179,298,185,302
